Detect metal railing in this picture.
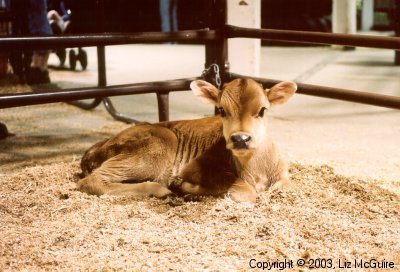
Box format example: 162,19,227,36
0,29,218,50
0,30,216,122
226,24,400,50
0,0,399,128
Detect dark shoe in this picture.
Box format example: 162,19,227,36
77,48,88,70
69,49,77,70
0,123,14,139
55,48,66,67
50,20,62,34
26,68,50,85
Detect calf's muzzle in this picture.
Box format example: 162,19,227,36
230,133,252,149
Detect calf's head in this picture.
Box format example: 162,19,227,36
190,78,297,157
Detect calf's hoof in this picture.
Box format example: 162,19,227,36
146,183,175,199
183,194,206,202
168,176,184,193
227,190,257,203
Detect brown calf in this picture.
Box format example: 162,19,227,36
77,78,297,202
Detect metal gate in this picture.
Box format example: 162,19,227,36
0,0,399,129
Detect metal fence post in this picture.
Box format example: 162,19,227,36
205,0,229,115
205,0,229,82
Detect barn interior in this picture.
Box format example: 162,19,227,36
0,0,399,271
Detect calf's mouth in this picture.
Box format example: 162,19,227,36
230,145,255,157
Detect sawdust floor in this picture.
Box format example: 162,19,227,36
0,101,399,271
1,162,399,271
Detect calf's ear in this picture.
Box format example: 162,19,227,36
266,81,297,106
190,80,219,105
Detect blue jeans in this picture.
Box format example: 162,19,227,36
28,0,52,56
159,0,178,32
28,0,52,35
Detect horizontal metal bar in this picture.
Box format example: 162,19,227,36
230,73,400,110
0,30,218,50
226,25,400,50
0,77,199,109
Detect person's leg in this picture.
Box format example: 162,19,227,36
26,0,52,84
28,50,50,84
159,0,171,32
48,10,66,33
27,0,52,35
31,51,49,71
170,0,178,32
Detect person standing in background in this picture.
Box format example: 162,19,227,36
159,0,178,33
0,0,11,78
26,0,52,84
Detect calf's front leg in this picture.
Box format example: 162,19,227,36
170,177,257,203
227,179,258,203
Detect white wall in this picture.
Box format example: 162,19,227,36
227,0,261,76
332,0,357,34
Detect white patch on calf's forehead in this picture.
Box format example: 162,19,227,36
220,89,240,109
220,79,268,117
219,83,243,115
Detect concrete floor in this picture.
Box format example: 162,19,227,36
2,44,399,183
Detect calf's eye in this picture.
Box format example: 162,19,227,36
218,107,226,117
258,107,266,118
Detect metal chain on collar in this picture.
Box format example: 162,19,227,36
201,63,222,89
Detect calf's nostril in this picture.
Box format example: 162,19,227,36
230,134,251,143
241,135,251,142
